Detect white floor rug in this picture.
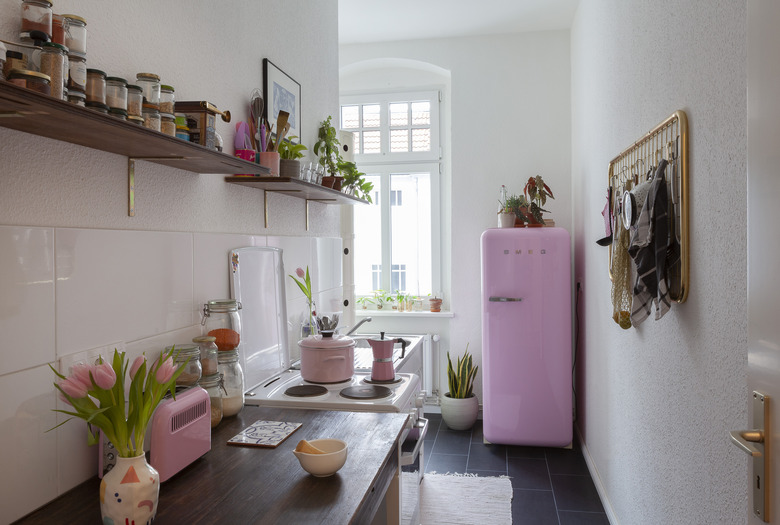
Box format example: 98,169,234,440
410,472,513,525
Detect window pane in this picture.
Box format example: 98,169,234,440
354,174,382,295
362,131,381,154
389,103,408,127
362,104,381,128
391,172,432,296
390,129,409,153
411,102,430,125
341,105,360,129
411,128,431,152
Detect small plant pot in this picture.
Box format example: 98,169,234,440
279,159,301,179
441,393,479,430
498,212,515,228
321,176,336,188
333,176,344,191
429,298,442,312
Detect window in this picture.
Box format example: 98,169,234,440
341,91,441,299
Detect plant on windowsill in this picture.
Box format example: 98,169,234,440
522,175,555,226
356,296,375,310
441,345,479,430
277,135,307,179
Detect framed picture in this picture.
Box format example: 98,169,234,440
263,59,301,144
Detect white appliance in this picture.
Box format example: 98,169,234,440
229,246,427,525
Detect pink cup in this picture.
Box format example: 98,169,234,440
234,149,256,177
258,151,280,177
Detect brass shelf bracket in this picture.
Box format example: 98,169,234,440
127,156,185,216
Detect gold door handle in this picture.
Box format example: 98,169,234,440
729,430,764,457
728,391,769,522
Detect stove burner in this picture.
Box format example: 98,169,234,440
363,376,403,385
285,385,328,397
340,385,393,400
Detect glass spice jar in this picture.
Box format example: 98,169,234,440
126,84,143,117
168,344,202,387
105,76,128,111
175,125,190,141
201,299,242,351
160,113,175,136
198,373,224,428
51,14,65,45
217,349,244,417
136,72,160,106
108,107,127,120
61,14,87,55
127,115,144,126
142,103,161,131
67,53,86,93
8,69,51,95
21,0,53,40
85,101,108,113
86,68,106,104
192,335,218,376
159,84,175,114
67,90,85,106
40,42,67,100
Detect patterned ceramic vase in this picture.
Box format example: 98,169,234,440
100,454,159,525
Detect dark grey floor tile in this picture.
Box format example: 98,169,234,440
430,429,472,455
467,442,508,472
425,453,468,474
551,474,605,512
558,510,611,525
506,445,546,459
512,489,558,525
507,457,551,490
464,469,507,477
471,419,484,443
546,446,590,475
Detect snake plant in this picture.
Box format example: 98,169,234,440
446,345,478,399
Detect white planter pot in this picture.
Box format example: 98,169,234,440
440,393,479,430
498,212,515,228
279,159,301,179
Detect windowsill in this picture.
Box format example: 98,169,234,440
355,309,454,318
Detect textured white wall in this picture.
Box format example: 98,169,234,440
340,31,571,401
571,2,747,523
0,0,341,236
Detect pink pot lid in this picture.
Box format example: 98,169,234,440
299,333,355,349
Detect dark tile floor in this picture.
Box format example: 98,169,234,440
422,413,609,525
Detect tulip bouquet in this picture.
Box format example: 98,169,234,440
289,266,317,336
50,347,185,458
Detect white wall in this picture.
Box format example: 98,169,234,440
571,2,747,523
0,1,342,521
340,31,571,401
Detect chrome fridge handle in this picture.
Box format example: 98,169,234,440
489,296,522,302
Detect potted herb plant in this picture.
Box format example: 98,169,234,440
356,296,375,310
441,346,479,430
314,116,343,189
504,194,529,228
339,160,374,203
277,135,307,179
522,175,555,226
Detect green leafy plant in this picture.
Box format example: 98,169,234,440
278,135,307,160
504,194,529,223
356,296,375,309
313,116,341,177
523,175,554,224
373,289,393,309
338,160,374,203
446,345,478,399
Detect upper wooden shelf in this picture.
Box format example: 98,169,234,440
0,80,269,175
225,176,369,205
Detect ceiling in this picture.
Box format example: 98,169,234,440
338,0,580,45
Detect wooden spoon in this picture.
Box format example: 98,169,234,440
273,110,289,152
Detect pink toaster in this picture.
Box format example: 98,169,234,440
99,386,211,482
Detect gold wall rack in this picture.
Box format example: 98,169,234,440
608,110,689,303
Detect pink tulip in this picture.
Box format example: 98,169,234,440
296,267,305,278
155,356,176,384
59,376,88,399
70,363,93,389
92,362,116,390
58,392,72,406
129,355,145,380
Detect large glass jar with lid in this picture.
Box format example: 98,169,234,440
217,350,244,417
198,373,223,428
201,299,242,351
167,344,201,387
192,335,218,376
136,72,160,106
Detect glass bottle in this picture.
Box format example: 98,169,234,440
201,299,242,351
198,373,223,428
192,335,218,376
217,349,244,417
167,344,202,387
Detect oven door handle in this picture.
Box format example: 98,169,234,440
400,418,428,467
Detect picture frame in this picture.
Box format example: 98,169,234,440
263,59,301,145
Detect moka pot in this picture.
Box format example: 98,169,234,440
367,331,396,382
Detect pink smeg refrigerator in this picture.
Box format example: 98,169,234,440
480,227,572,447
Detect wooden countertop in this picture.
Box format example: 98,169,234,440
14,407,409,524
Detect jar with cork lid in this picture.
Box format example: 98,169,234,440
136,72,160,106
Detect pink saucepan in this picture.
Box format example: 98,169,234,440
299,333,356,383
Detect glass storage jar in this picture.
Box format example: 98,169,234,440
39,43,67,100
142,103,160,131
85,101,108,113
105,76,127,110
86,68,106,104
198,373,223,428
51,14,64,45
21,0,52,40
126,84,143,117
159,84,175,114
67,90,85,106
136,72,160,106
192,335,218,376
108,108,127,120
127,115,144,126
175,125,190,141
67,53,86,93
168,343,202,387
62,15,87,55
201,299,242,351
217,349,244,417
8,69,51,95
0,41,6,82
160,113,175,136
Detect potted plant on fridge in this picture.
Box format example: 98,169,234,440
504,194,529,228
277,135,307,179
522,175,555,226
441,346,479,430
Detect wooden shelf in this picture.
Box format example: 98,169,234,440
225,176,369,205
0,80,269,175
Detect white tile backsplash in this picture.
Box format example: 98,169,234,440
193,232,256,312
0,226,55,376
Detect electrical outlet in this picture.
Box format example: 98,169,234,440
58,341,125,375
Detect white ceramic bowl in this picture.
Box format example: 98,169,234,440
293,439,348,477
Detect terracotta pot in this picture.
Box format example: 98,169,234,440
429,298,442,312
321,176,336,188
333,176,344,191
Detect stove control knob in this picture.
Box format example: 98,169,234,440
414,392,425,408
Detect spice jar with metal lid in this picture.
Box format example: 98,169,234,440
40,42,67,100
8,69,51,95
159,85,175,114
175,125,190,141
85,101,108,113
202,299,242,351
67,52,86,93
168,344,202,387
61,14,86,55
142,103,160,131
108,107,127,120
193,335,218,376
85,68,106,104
127,115,144,126
217,349,244,417
136,72,160,105
160,113,175,136
67,90,85,106
198,373,224,428
21,0,53,40
105,76,127,110
126,84,143,117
